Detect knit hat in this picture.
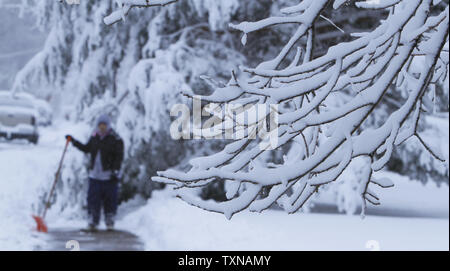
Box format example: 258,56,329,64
97,114,111,128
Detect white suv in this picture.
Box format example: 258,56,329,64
0,91,40,144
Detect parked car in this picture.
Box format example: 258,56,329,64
0,91,40,144
0,91,53,126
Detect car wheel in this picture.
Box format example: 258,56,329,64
30,136,39,145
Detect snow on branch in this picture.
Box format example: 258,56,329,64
103,0,178,25
152,0,449,219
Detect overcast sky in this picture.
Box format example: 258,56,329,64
0,7,45,90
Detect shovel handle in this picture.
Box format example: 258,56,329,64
41,137,71,219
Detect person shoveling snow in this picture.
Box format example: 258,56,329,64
66,114,124,232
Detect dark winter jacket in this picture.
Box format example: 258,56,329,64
72,129,124,172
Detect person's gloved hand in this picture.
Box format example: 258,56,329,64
65,135,75,143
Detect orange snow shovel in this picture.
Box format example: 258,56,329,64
33,136,72,233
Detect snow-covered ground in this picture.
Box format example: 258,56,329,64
118,185,449,251
0,141,49,250
0,123,448,251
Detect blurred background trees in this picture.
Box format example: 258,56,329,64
3,0,448,214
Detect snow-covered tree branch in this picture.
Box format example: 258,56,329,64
153,0,449,219
103,0,178,25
